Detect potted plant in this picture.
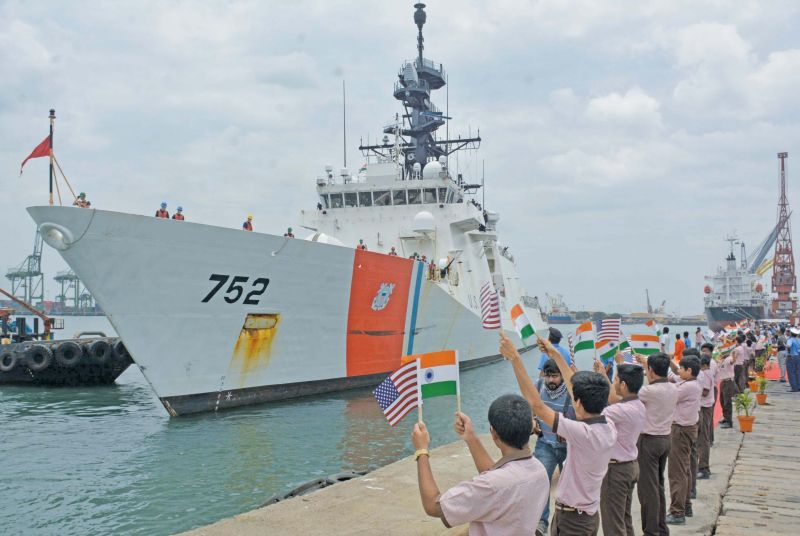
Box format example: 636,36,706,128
735,390,757,432
755,355,766,378
748,378,758,392
756,377,768,405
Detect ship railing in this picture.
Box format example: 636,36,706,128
394,79,430,94
415,57,445,75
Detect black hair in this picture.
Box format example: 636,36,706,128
683,331,690,338
616,364,644,394
700,355,711,367
680,355,701,377
663,326,670,334
701,342,714,352
548,327,563,345
746,339,753,347
675,333,681,340
647,352,671,377
570,371,609,414
487,394,533,449
683,348,700,357
736,335,745,344
541,359,560,376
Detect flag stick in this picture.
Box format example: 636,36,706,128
456,393,462,414
48,109,55,207
418,402,423,423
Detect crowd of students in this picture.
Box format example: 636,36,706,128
411,323,770,536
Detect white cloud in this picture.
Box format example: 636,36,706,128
586,87,662,128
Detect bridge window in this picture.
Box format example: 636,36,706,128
392,190,407,205
358,191,372,207
320,195,330,209
423,188,437,204
344,192,358,208
329,193,343,209
407,189,421,204
438,188,447,203
374,190,391,206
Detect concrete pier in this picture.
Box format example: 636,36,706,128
183,383,793,536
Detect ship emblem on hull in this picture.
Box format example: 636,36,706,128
371,283,396,311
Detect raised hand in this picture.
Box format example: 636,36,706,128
499,332,520,362
412,421,430,450
453,411,475,440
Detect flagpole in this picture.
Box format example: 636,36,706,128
48,108,55,207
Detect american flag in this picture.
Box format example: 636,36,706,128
373,360,419,426
597,318,622,343
480,281,501,329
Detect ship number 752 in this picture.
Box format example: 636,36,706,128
201,274,270,305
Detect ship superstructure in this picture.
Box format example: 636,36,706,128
704,237,770,331
27,3,546,415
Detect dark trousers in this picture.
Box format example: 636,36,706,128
698,406,713,471
600,460,638,536
734,364,746,392
690,439,697,493
719,378,738,423
637,434,671,536
551,507,599,536
669,423,698,517
711,386,718,444
788,355,800,391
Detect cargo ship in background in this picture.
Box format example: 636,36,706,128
27,3,547,416
545,293,575,324
704,237,770,331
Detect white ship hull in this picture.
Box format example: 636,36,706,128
28,207,545,415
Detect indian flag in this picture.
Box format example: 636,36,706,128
573,322,595,360
631,333,660,355
417,350,459,400
645,320,662,336
596,338,631,364
511,304,534,340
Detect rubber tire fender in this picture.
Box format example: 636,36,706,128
0,347,17,372
54,340,83,367
26,344,54,372
112,339,130,362
86,339,113,364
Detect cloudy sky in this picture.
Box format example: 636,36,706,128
2,0,799,314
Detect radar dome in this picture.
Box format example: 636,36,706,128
422,160,443,179
412,210,436,233
304,232,344,246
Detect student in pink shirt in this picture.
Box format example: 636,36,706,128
666,355,703,525
500,333,617,536
412,394,550,535
594,357,647,536
696,355,715,479
717,344,738,429
699,343,718,444
635,352,678,536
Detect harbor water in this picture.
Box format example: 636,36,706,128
0,318,702,535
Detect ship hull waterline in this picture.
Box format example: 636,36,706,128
705,305,767,332
28,207,541,416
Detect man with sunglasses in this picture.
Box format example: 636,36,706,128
532,358,576,535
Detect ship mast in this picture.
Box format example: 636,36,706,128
359,3,481,180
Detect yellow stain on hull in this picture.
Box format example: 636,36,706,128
231,314,280,386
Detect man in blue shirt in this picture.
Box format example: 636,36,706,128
787,329,800,391
532,357,575,536
537,327,573,372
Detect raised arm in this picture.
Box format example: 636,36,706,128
499,333,557,429
594,354,621,404
454,412,493,473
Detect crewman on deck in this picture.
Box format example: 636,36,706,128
155,202,169,218
357,239,367,250
172,206,184,220
284,227,294,238
73,192,91,208
388,246,398,256
243,215,253,231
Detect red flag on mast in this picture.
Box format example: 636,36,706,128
20,135,51,175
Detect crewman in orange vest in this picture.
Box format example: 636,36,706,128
172,206,185,220
243,214,253,231
155,202,169,218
